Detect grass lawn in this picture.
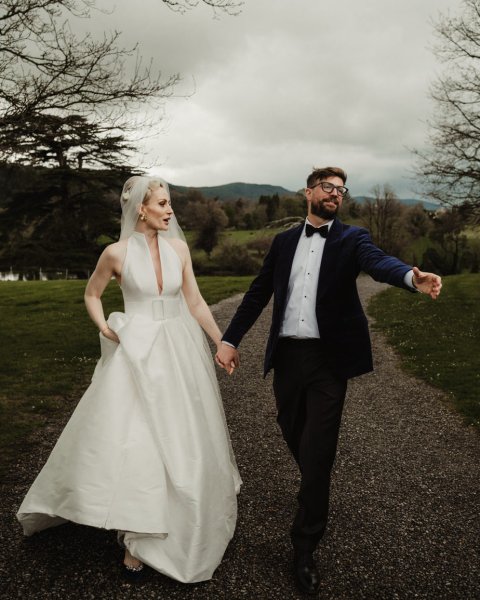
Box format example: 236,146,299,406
221,228,281,243
185,228,282,247
368,273,480,427
0,276,253,477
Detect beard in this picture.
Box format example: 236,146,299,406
310,199,339,220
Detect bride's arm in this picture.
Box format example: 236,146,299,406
173,240,225,344
166,239,238,373
84,244,123,343
180,244,223,347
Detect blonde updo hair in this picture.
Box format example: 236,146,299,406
122,176,165,205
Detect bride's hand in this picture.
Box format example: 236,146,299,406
215,343,239,375
101,327,120,344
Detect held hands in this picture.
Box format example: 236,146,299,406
412,266,442,300
215,343,240,375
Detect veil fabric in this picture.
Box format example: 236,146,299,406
119,175,186,243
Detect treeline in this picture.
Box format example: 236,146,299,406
1,164,478,278
0,164,125,275
174,183,480,277
349,186,480,276
171,189,307,275
172,189,306,232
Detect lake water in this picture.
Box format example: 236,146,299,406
0,268,87,281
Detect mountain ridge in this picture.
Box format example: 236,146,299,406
170,181,440,210
170,181,294,201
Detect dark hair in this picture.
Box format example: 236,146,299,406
306,167,347,188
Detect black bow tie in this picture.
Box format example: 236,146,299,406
305,223,329,238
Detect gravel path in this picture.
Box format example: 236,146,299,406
1,275,479,599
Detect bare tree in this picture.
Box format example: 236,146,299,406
0,1,181,119
423,207,469,274
0,0,243,268
401,203,431,240
360,184,407,256
0,0,242,167
413,0,480,216
163,0,243,15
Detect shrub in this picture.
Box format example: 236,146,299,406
213,242,261,275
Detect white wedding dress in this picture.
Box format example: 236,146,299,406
17,232,241,583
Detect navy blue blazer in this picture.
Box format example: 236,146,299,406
222,219,414,380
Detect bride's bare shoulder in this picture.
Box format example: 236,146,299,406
101,240,128,263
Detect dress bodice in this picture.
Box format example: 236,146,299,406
121,232,183,320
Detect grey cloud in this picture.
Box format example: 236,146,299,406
82,0,463,196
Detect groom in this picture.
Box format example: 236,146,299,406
216,166,442,595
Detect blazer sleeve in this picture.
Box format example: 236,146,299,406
222,235,278,347
355,228,414,290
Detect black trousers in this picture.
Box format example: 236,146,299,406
273,338,347,554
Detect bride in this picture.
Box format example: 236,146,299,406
17,175,241,584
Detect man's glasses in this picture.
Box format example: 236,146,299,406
309,181,348,196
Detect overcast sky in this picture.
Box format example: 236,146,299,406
89,0,463,197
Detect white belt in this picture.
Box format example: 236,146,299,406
124,298,181,321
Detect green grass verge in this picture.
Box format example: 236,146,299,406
221,228,281,243
185,228,282,247
368,273,480,427
0,276,253,477
196,275,254,304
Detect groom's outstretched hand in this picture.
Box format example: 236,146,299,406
215,343,240,375
412,266,442,300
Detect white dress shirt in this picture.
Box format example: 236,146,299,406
279,218,331,338
279,219,416,339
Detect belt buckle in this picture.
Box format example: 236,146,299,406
152,299,165,321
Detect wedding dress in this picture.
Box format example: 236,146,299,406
17,232,241,583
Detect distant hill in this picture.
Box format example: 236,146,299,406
170,182,295,201
169,181,441,210
0,163,441,212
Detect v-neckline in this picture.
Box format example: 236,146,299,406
135,232,165,296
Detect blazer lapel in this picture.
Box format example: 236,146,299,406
317,218,343,302
276,224,303,307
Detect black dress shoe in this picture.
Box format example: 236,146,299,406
293,553,320,596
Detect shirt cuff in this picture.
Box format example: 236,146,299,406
404,270,416,290
221,340,236,349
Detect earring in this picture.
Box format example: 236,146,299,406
140,213,147,222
